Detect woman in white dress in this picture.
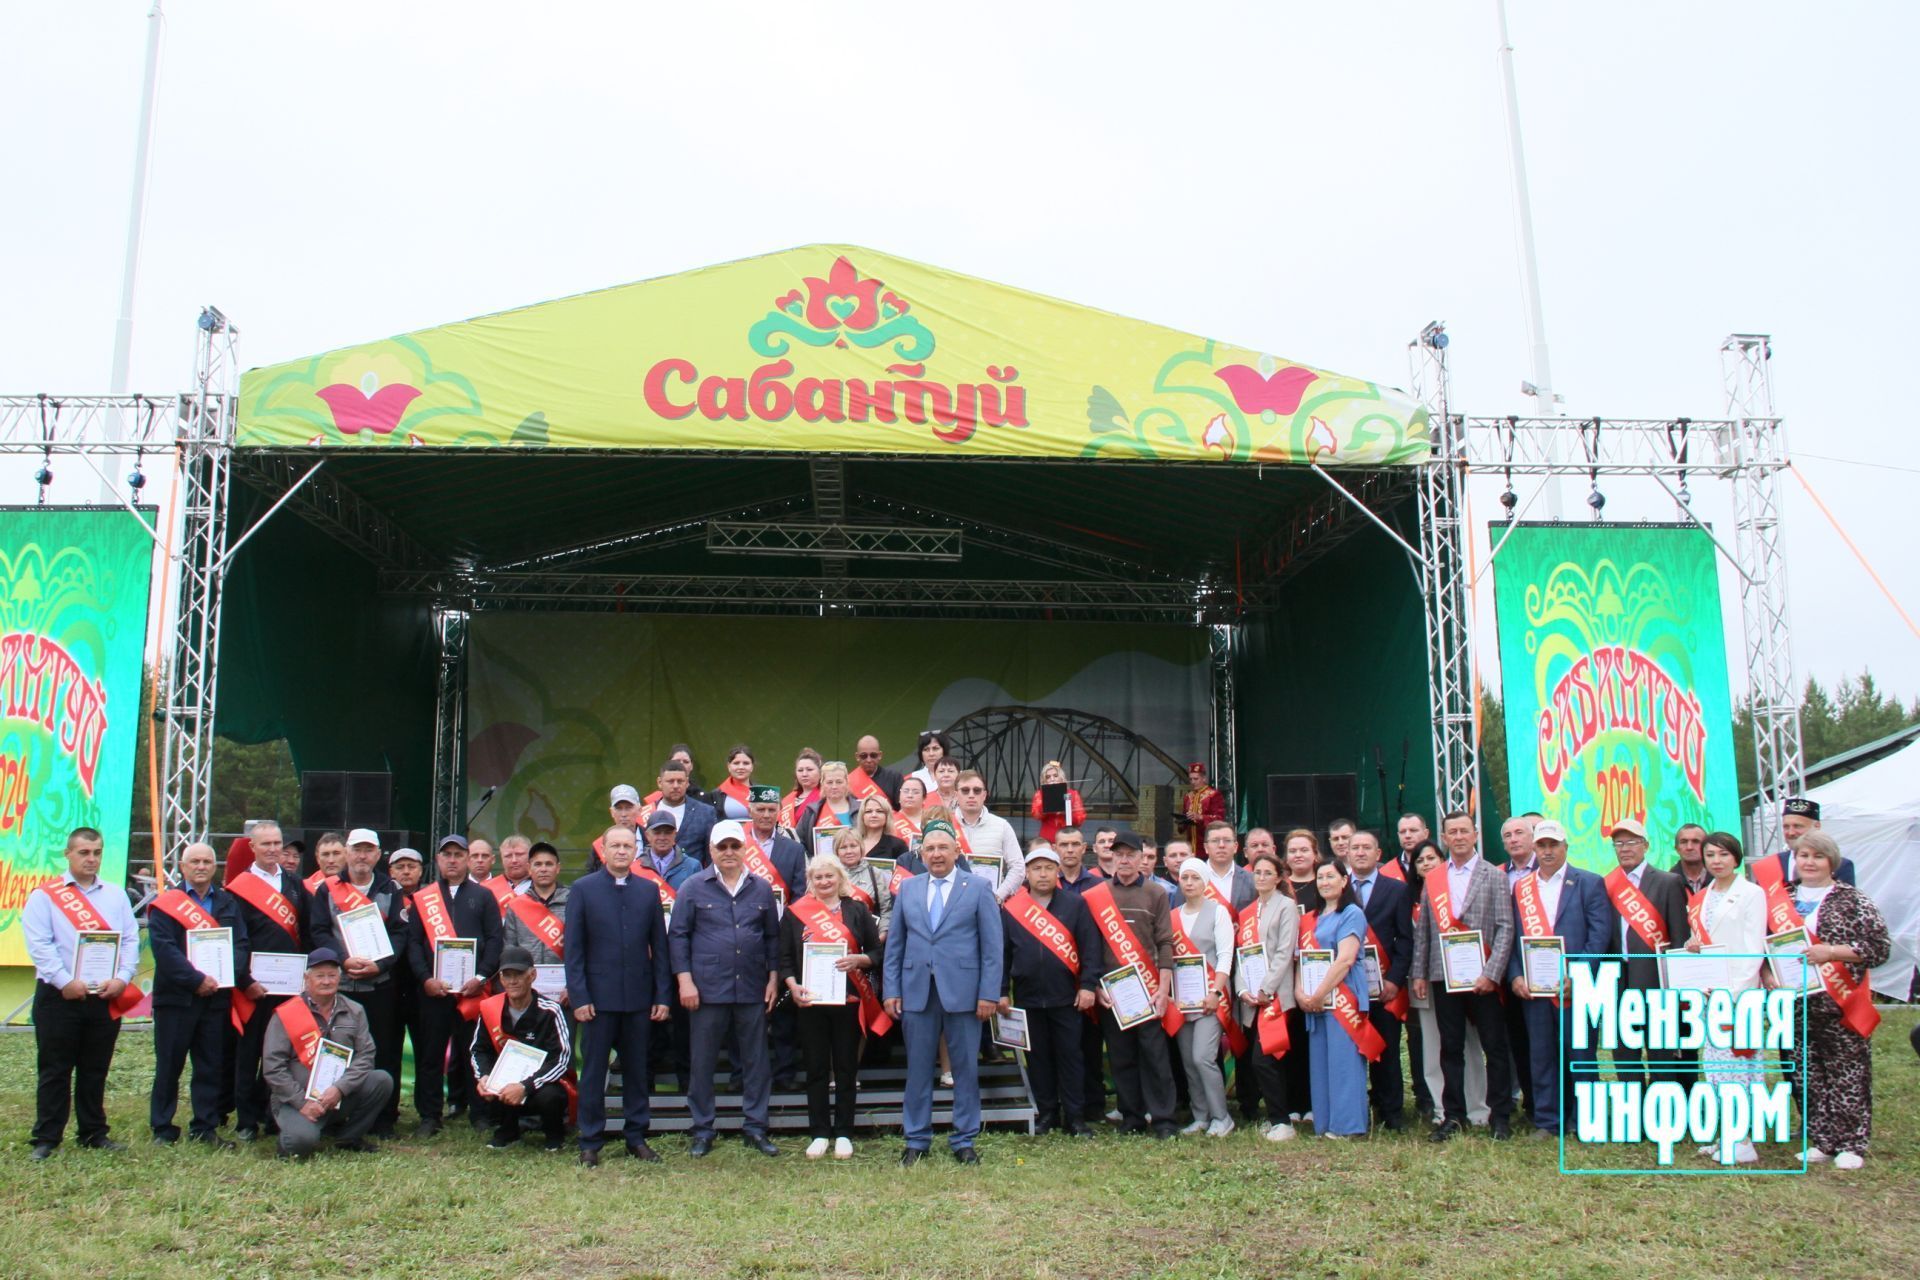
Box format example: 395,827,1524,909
1686,831,1768,1164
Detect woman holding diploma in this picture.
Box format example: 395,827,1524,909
779,853,882,1160
1784,832,1891,1170
1298,861,1373,1138
1685,831,1767,1163
1234,851,1300,1141
1173,859,1236,1136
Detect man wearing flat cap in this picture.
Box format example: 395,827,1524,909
261,949,393,1159
1080,829,1179,1138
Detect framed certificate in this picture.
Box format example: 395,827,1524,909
251,951,306,996
1235,944,1269,997
1766,927,1810,991
991,1007,1031,1051
187,927,235,989
1440,930,1485,993
433,937,478,989
1361,944,1384,1000
306,1038,353,1102
1101,965,1157,1029
533,964,566,998
1171,955,1209,1012
1521,936,1565,998
74,931,120,990
485,1039,547,1094
968,854,1002,893
1297,948,1333,1001
336,902,394,962
802,941,848,1005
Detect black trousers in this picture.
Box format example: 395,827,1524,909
1365,1005,1406,1123
1503,986,1535,1124
1246,1020,1291,1121
796,1002,861,1138
647,1002,691,1092
389,977,419,1128
344,982,401,1131
768,997,800,1084
1432,985,1513,1126
1079,1011,1106,1121
1283,1007,1311,1116
414,996,477,1119
1406,1008,1433,1113
1101,1010,1174,1130
1023,1004,1084,1127
1233,1037,1264,1122
488,1081,569,1143
233,993,292,1132
150,995,230,1138
33,984,121,1147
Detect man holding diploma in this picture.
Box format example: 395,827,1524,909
148,842,250,1147
310,829,408,1139
1506,821,1613,1138
1082,831,1178,1140
227,819,311,1144
24,827,141,1160
1410,812,1516,1142
999,844,1101,1136
405,835,504,1136
261,949,392,1158
469,947,572,1150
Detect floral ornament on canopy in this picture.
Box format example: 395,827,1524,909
238,337,489,446
748,255,935,363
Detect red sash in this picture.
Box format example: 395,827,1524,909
1203,879,1235,915
1006,889,1081,979
847,882,876,910
1298,911,1319,948
1424,867,1461,934
740,831,789,896
1750,853,1787,893
481,876,513,909
1325,982,1388,1061
888,861,911,896
1605,867,1671,952
1379,859,1406,882
415,883,483,1019
789,894,889,1035
1758,881,1880,1038
230,873,303,943
1237,901,1290,1057
326,877,374,915
1080,882,1159,999
1686,887,1710,943
274,997,322,1070
846,767,886,804
1512,871,1560,1006
478,989,578,1120
781,788,816,832
633,867,677,910
891,810,921,843
152,888,220,933
303,870,326,893
1365,924,1410,1019
716,777,752,811
1165,904,1246,1053
40,881,144,1018
507,892,566,959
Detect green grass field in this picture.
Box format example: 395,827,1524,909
2,1017,1917,1279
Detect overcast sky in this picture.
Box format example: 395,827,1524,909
5,2,1916,714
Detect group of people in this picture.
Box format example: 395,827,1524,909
22,729,1894,1172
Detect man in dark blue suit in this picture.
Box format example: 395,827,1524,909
1507,820,1615,1137
564,825,672,1166
148,842,250,1146
884,817,1003,1166
1347,830,1415,1131
669,820,782,1157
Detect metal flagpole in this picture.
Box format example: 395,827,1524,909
103,0,167,500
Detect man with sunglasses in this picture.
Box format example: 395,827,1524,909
852,735,903,808
953,770,1025,903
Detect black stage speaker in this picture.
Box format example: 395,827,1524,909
299,771,394,830
1263,772,1358,837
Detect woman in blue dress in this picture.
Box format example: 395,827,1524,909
1299,859,1371,1137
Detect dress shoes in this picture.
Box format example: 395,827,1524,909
29,1144,54,1162
82,1138,127,1153
415,1117,443,1138
152,1132,179,1146
899,1147,928,1167
688,1135,714,1158
336,1139,380,1154
578,1147,601,1168
1380,1115,1409,1133
743,1133,778,1157
951,1146,980,1165
627,1141,662,1163
192,1134,236,1150
1067,1122,1095,1139
1428,1120,1462,1144
233,1126,259,1143
1491,1120,1513,1141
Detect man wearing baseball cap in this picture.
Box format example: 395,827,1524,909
260,949,392,1158
469,946,572,1151
308,828,407,1139
1506,820,1613,1138
405,834,504,1135
1604,817,1691,1085
998,843,1100,1136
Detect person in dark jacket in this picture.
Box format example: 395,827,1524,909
405,835,505,1136
469,946,574,1151
777,854,883,1159
148,842,251,1146
999,845,1100,1136
1346,830,1415,1131
226,819,311,1143
308,828,408,1139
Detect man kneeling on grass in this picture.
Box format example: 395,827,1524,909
471,946,573,1151
261,948,393,1159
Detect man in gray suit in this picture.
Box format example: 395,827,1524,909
1411,812,1516,1142
883,817,1003,1166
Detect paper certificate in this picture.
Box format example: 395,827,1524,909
1297,948,1333,1001
74,931,120,990
1767,927,1811,991
485,1039,547,1094
802,941,848,1004
1660,944,1732,993
1441,930,1485,992
813,832,841,862
1362,944,1384,1000
533,964,566,998
865,857,896,883
969,854,1003,894
1171,955,1210,1012
1236,944,1269,997
1101,965,1156,1029
992,1007,1031,1051
434,937,478,990
336,903,394,963
1522,936,1565,998
306,1038,352,1102
187,927,235,989
251,951,307,996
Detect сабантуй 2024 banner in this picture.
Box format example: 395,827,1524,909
1492,523,1739,872
0,508,153,964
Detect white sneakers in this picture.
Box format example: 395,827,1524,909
834,1137,853,1160
1264,1122,1298,1142
806,1138,830,1160
1180,1119,1211,1135
1206,1118,1236,1138
1805,1148,1831,1163
1835,1151,1864,1170
1697,1141,1759,1165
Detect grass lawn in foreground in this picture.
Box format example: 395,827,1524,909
1,1013,1916,1279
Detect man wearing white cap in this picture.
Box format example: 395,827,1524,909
1603,816,1691,1085
1506,820,1613,1137
309,828,408,1139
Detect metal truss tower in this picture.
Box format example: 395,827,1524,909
430,607,470,841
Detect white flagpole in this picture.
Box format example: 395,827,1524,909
104,0,167,500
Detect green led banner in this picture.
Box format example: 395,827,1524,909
0,508,154,965
1490,523,1740,872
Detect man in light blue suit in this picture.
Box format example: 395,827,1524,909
883,817,1003,1166
1506,820,1616,1138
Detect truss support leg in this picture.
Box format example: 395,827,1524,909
430,608,470,839
1210,624,1239,827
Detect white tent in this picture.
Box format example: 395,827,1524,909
1808,737,1920,1000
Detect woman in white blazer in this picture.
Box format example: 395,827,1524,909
1234,851,1300,1141
1688,830,1769,1164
